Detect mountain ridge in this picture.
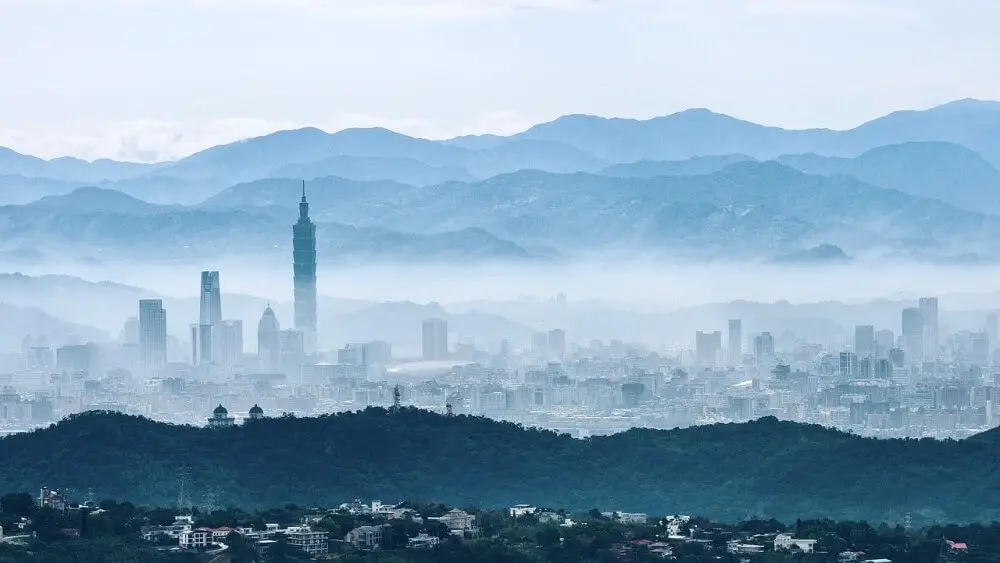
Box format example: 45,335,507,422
2,408,999,524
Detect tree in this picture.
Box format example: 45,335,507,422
0,492,34,517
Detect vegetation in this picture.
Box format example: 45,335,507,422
4,490,1000,562
3,408,1000,524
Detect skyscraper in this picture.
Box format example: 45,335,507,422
216,320,244,368
547,329,566,361
190,271,223,365
753,332,775,368
422,318,448,361
919,297,939,358
257,306,281,374
139,299,167,373
855,325,875,358
901,307,924,361
696,330,722,366
293,181,318,354
728,319,742,366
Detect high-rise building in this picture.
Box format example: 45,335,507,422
695,330,722,366
901,307,923,361
728,319,742,366
293,181,318,354
919,297,939,358
988,314,999,349
280,329,305,381
56,344,97,377
199,271,222,363
854,325,875,358
121,317,139,345
753,332,775,367
216,320,244,368
422,318,448,361
547,329,566,361
257,306,281,373
139,299,167,373
874,329,895,358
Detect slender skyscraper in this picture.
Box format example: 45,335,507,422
919,297,939,358
139,299,167,373
293,181,318,354
257,306,281,374
196,271,222,364
728,319,742,366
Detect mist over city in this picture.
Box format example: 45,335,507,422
3,2,1000,562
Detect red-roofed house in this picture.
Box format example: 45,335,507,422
946,540,968,551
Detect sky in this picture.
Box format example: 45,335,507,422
0,0,997,162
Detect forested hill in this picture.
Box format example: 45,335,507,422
3,408,1000,524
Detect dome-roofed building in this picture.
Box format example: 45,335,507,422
208,404,235,428
248,404,265,420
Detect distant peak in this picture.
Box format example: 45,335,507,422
932,98,1000,111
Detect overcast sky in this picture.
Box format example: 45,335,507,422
1,0,997,162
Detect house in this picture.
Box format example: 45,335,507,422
38,488,66,511
285,526,328,556
430,509,476,533
509,504,538,518
141,520,192,542
179,528,211,549
407,533,441,549
345,525,385,551
616,512,649,525
774,533,817,553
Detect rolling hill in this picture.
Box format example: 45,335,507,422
3,409,1000,524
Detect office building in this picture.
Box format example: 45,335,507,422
728,319,742,366
56,344,96,377
198,271,222,363
257,306,281,374
293,181,318,354
695,330,722,366
548,329,566,361
919,297,939,358
139,299,167,373
753,332,775,367
280,329,305,380
901,307,923,361
422,318,448,361
855,325,875,358
874,329,895,358
216,320,244,368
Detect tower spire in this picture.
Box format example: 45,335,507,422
301,179,306,202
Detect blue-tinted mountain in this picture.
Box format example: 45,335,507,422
271,155,475,186
772,244,852,264
153,127,605,185
776,141,1000,214
0,302,108,351
0,147,155,182
25,186,172,215
0,174,80,204
200,176,414,216
464,99,1000,166
0,193,536,263
253,161,996,260
599,154,757,178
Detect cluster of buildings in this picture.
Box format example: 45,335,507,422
2,187,1000,442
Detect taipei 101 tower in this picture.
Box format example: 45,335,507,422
293,180,318,353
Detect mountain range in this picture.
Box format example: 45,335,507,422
3,99,1000,262
2,409,1000,524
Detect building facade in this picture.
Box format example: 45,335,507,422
293,181,318,354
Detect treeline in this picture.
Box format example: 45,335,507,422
3,408,1000,523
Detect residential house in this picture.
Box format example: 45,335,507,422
774,533,817,553
345,525,386,551
430,509,476,534
407,533,441,549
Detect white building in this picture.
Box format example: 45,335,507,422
430,509,476,533
774,533,817,553
286,526,328,556
509,504,538,518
